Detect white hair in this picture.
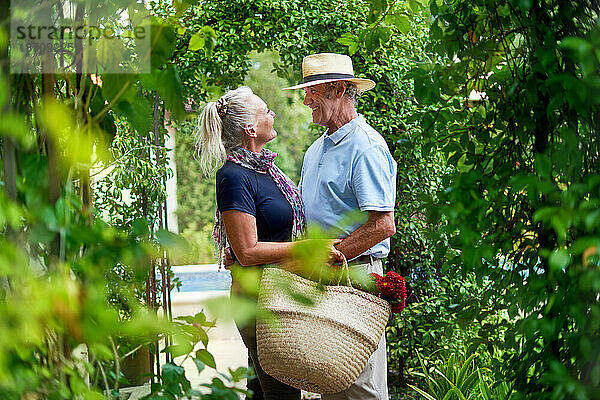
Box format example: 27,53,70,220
195,86,258,176
324,81,360,105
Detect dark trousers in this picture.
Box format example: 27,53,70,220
236,319,301,400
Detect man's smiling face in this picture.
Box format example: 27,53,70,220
302,82,337,128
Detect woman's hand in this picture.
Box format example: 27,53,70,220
223,247,235,269
329,239,345,265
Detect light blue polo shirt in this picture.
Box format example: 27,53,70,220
299,115,397,259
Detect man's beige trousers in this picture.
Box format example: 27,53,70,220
321,258,389,400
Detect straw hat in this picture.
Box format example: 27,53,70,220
283,53,375,92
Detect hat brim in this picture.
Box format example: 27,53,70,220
283,77,375,92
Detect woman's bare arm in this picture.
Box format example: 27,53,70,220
221,210,295,266
221,210,343,267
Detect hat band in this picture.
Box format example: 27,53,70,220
303,72,355,84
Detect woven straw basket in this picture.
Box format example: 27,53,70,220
256,267,391,394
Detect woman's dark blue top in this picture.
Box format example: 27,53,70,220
216,162,293,249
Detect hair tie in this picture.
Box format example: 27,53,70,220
216,97,228,118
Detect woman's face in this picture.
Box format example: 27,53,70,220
248,94,277,145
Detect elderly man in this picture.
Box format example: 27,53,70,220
284,53,397,400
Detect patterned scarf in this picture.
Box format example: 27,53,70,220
213,147,306,267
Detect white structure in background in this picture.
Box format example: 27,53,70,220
468,89,486,103
164,111,179,233
91,111,180,234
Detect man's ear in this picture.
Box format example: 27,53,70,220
243,124,257,137
336,82,346,98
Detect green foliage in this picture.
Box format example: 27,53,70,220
402,0,600,398
386,271,512,396
141,312,254,399
477,370,514,400
152,0,368,103
0,92,248,400
4,0,598,399
0,179,170,397
0,0,250,398
408,348,514,400
94,114,171,231
409,350,480,400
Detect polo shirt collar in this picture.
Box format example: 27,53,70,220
325,114,364,145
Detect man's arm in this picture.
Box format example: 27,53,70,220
335,210,396,260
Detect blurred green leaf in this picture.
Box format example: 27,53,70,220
585,208,600,230
193,358,206,373
173,0,194,17
0,113,34,148
229,265,262,297
386,14,411,34
559,37,592,54
82,391,106,400
364,29,381,51
151,23,177,69
534,154,552,179
189,26,218,57
164,342,193,358
156,64,187,121
228,366,255,382
549,249,570,271
204,295,257,328
196,349,216,369
156,229,191,255
337,33,357,47
189,33,206,51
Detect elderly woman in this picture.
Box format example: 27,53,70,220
196,86,340,400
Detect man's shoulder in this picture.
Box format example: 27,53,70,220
349,119,389,151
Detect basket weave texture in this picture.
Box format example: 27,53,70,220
256,267,391,394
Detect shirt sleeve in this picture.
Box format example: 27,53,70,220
298,163,305,195
351,145,397,212
216,170,256,216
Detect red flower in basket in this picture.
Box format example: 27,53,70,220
368,271,407,314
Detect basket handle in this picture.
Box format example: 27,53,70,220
312,253,353,288
337,253,353,288
318,254,353,288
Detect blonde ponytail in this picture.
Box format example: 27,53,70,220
196,102,226,176
194,86,258,176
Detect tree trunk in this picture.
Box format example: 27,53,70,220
0,0,16,203
74,3,91,215
42,64,61,262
